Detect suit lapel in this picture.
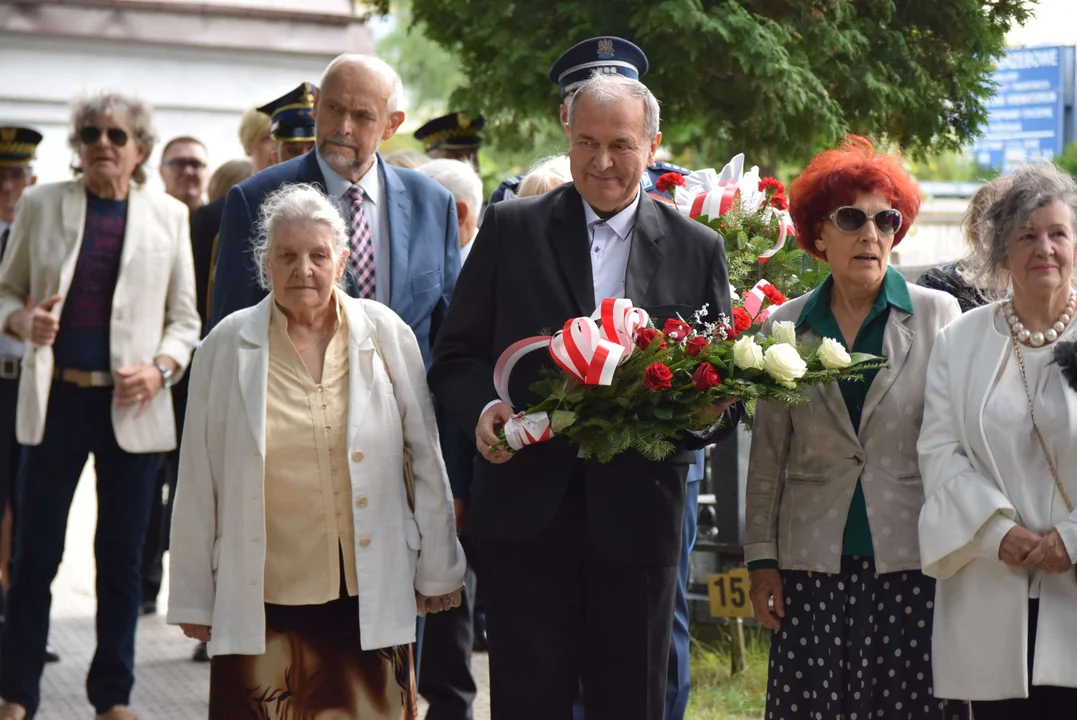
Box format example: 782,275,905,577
624,192,664,303
117,184,146,279
859,309,914,433
340,292,377,441
381,158,411,311
56,182,87,300
550,185,595,316
298,151,327,191
237,297,272,458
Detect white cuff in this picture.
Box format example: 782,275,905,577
974,513,1018,560
481,399,504,416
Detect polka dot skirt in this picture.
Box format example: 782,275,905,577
765,557,969,720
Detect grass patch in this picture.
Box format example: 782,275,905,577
685,624,770,720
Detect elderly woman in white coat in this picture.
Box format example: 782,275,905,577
919,162,1077,718
167,184,465,720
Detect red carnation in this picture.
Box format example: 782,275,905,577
732,306,753,333
635,327,666,351
769,194,790,211
643,362,674,392
719,324,739,341
686,336,709,356
758,177,786,196
762,284,787,306
692,362,722,391
662,318,692,341
655,172,686,194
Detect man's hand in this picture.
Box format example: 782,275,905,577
8,294,62,346
454,498,468,537
749,568,785,631
1022,529,1073,574
998,526,1044,567
179,623,211,642
476,401,514,464
115,365,163,417
417,587,464,616
699,397,738,425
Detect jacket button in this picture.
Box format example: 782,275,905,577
359,538,371,548
352,451,364,462
355,496,368,508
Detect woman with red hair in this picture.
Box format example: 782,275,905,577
743,136,967,719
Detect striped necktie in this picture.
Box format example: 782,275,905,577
344,184,376,299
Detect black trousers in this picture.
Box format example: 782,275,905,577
973,599,1077,719
0,375,19,621
476,472,677,720
419,538,479,720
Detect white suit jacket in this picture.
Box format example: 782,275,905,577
166,291,465,656
919,303,1077,698
0,179,200,452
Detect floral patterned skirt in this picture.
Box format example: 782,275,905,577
209,595,417,720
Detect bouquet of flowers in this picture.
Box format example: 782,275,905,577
493,298,885,463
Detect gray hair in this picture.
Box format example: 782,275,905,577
68,92,157,185
964,163,1077,294
320,54,404,115
252,184,348,291
565,73,660,141
518,154,572,198
418,158,483,220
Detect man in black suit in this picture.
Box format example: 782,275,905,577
428,73,742,720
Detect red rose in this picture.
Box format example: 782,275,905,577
635,327,667,351
692,362,722,391
769,194,790,211
655,172,686,194
758,177,786,196
732,306,753,333
662,318,692,341
686,336,709,356
762,284,788,306
643,362,674,391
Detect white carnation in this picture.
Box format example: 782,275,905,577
771,320,797,347
763,343,808,388
732,335,764,370
818,337,853,369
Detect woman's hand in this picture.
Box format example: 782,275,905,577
749,568,785,631
1022,529,1074,574
179,623,211,643
998,526,1044,567
417,587,464,616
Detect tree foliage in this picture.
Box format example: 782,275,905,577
363,0,1034,167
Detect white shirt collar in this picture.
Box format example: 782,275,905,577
315,148,380,204
582,189,640,240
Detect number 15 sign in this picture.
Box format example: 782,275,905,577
706,568,752,619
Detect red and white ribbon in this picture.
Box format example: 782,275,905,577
741,279,776,323
503,411,552,451
596,298,650,356
757,210,797,264
549,316,625,385
688,182,739,221
493,335,554,407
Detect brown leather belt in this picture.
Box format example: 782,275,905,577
53,368,114,388
0,357,18,380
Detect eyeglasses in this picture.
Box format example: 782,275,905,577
826,206,903,236
163,158,207,171
78,126,129,147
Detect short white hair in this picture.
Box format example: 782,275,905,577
252,184,348,291
518,154,571,198
565,73,660,140
321,54,404,115
418,158,483,220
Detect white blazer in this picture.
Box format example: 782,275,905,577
166,291,465,656
0,179,200,452
919,303,1077,699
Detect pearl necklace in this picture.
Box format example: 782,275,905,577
1004,291,1077,347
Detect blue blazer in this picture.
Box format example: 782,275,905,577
208,151,461,367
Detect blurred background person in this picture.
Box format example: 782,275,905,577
167,183,464,718
745,136,965,720
258,82,317,164
414,112,483,172
384,149,429,170
919,163,1077,718
0,91,199,720
237,106,275,174
516,154,571,198
418,158,482,265
157,136,209,214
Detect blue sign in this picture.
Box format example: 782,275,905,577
972,46,1076,174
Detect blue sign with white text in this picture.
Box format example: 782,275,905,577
972,46,1076,174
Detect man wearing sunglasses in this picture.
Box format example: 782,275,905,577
158,136,209,214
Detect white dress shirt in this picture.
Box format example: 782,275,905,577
979,313,1077,597
460,227,479,266
0,219,18,358
582,191,640,308
315,149,391,304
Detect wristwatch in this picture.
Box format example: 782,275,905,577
154,360,175,388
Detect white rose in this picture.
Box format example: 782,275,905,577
763,343,808,388
818,337,852,369
732,335,764,370
771,320,797,347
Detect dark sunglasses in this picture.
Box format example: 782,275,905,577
79,126,129,147
163,158,207,171
827,206,903,236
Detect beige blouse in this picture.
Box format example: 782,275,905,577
263,298,357,605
